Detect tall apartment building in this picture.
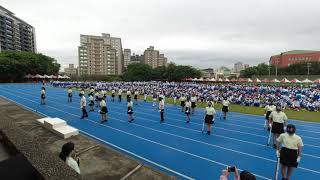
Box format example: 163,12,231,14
234,62,244,73
143,46,167,68
78,33,123,75
158,54,167,67
123,48,131,69
0,6,36,52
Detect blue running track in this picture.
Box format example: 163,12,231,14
0,83,319,180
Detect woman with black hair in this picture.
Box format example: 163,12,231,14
159,97,165,123
204,102,216,135
67,87,72,102
269,106,288,149
40,87,46,105
179,94,186,112
59,142,80,174
276,124,303,180
185,98,191,123
111,89,115,102
222,97,230,119
134,90,139,105
127,97,134,122
88,94,94,112
100,98,108,123
264,101,276,130
190,94,197,114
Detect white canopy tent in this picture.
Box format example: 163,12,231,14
302,79,312,83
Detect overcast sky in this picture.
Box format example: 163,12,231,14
2,0,320,69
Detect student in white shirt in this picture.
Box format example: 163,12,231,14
221,97,230,119
111,89,115,102
59,142,80,174
95,91,100,107
100,98,108,123
269,106,288,148
159,97,165,123
190,94,197,114
118,88,122,102
276,124,303,180
88,94,94,112
134,90,139,105
79,94,88,119
204,102,216,135
67,87,72,102
127,97,134,122
264,102,276,130
180,95,186,112
127,90,131,100
40,87,46,105
143,90,148,102
185,98,191,123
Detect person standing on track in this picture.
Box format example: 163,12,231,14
127,90,131,100
100,98,108,123
134,90,139,105
111,89,115,102
143,89,147,102
88,94,94,112
152,92,157,106
40,87,46,105
95,91,100,107
180,94,186,112
159,97,165,123
118,88,122,102
222,97,230,119
276,124,303,180
67,87,72,102
191,94,197,114
269,105,288,149
90,87,94,96
127,97,134,122
264,102,276,130
185,98,191,123
204,102,216,135
79,94,88,119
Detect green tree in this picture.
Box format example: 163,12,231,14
123,63,153,81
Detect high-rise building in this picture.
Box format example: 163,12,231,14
123,49,131,69
64,64,78,76
234,62,244,73
143,46,167,68
78,33,123,75
0,6,36,52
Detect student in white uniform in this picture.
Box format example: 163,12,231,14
88,94,94,112
204,102,216,135
143,90,148,102
100,98,108,123
276,124,303,180
159,97,165,123
185,98,191,123
127,97,134,122
264,102,276,130
95,91,100,107
180,95,186,112
269,106,288,149
118,88,122,102
221,97,230,119
67,87,72,102
90,87,94,96
152,92,157,106
79,94,88,119
127,90,131,100
173,93,177,106
59,142,80,174
40,87,46,105
134,90,139,105
190,94,197,114
111,89,115,102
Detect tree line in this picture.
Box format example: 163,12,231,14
240,62,320,78
122,63,202,81
0,51,60,82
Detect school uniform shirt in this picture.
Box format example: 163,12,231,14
80,96,86,108
100,100,106,107
191,96,197,102
265,105,276,112
118,89,122,95
90,89,94,94
159,100,165,110
112,90,115,94
205,107,216,115
95,92,99,97
180,97,186,102
127,101,133,109
277,133,303,150
269,111,288,123
127,91,131,95
135,91,139,95
222,100,230,106
185,101,191,108
68,89,72,94
66,157,80,174
41,89,45,95
101,90,105,96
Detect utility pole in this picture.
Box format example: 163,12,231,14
307,62,311,77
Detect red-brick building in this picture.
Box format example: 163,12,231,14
269,50,320,67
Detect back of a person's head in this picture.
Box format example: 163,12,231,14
240,171,256,180
59,142,75,162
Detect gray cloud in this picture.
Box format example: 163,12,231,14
2,0,320,69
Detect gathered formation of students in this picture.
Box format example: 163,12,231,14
46,81,305,179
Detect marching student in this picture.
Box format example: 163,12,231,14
88,94,94,112
264,101,276,130
185,98,191,123
111,89,115,102
180,94,186,112
134,90,139,105
118,88,122,102
173,93,177,106
222,97,230,119
191,94,197,114
79,88,85,97
40,87,46,105
152,92,157,106
127,97,134,122
67,87,73,102
159,97,165,123
100,98,108,123
269,105,288,149
89,87,94,96
95,91,100,107
276,124,303,180
143,90,147,102
204,102,216,135
101,89,106,100
127,90,131,100
79,93,88,119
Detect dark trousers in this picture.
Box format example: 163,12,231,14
160,110,164,122
81,107,88,118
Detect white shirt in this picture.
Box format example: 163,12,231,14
127,101,133,108
205,107,216,115
66,157,80,174
180,97,186,101
191,96,197,102
159,100,165,110
41,90,45,95
100,100,106,107
118,89,122,95
112,90,115,94
135,91,139,95
68,89,72,93
222,100,230,106
90,89,94,93
80,96,86,108
185,101,191,108
89,96,94,101
265,105,276,112
277,133,303,150
270,111,288,123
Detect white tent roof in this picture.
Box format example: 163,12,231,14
198,78,204,81
58,75,64,79
210,78,216,82
302,78,312,83
63,75,70,79
247,78,253,82
280,78,290,83
254,78,261,82
271,78,280,83
224,78,230,82
43,74,50,78
291,78,301,83
34,74,44,78
218,78,223,82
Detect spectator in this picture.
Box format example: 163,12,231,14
59,142,80,174
220,166,256,180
